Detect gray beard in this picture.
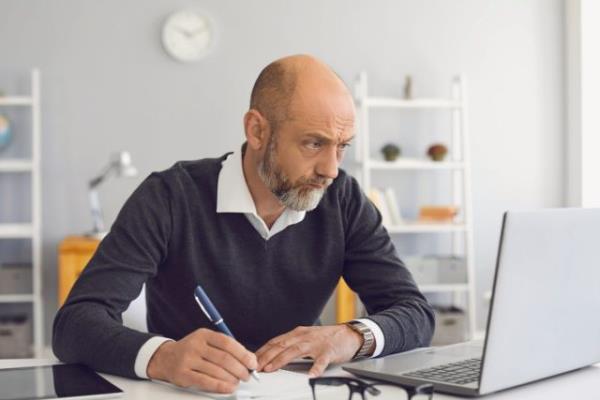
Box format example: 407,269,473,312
257,153,328,212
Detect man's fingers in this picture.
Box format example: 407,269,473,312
256,327,309,369
202,345,251,381
256,342,288,371
262,342,311,372
204,330,257,371
190,359,239,384
177,370,238,394
256,326,309,357
308,356,330,378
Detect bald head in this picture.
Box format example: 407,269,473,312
243,55,356,213
249,55,351,127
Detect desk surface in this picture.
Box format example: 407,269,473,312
1,358,599,400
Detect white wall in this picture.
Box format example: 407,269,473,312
0,0,565,345
566,0,600,207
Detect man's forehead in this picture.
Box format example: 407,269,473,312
286,114,355,134
286,95,355,127
286,112,355,125
302,130,356,143
286,119,355,144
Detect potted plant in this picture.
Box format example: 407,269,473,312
381,143,401,161
427,143,448,161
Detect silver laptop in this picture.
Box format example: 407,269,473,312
344,208,600,396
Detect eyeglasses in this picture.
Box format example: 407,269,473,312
309,376,434,400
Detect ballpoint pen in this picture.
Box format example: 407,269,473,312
194,284,260,382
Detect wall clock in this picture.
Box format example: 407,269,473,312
162,11,213,62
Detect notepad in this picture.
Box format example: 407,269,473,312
237,369,313,399
154,369,333,399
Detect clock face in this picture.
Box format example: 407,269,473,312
162,11,213,62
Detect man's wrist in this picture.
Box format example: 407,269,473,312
355,318,384,357
146,340,175,380
345,321,375,359
340,323,364,356
135,336,174,379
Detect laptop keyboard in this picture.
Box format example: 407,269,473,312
403,358,482,385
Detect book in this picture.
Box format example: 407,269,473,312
418,205,459,222
383,187,404,225
367,188,392,227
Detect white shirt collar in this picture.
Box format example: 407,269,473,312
216,149,258,214
216,147,306,238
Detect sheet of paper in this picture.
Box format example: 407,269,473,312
236,370,344,399
237,369,313,399
154,369,341,399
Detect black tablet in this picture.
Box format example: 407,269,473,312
0,364,123,400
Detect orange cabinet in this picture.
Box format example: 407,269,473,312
335,278,356,323
57,236,100,306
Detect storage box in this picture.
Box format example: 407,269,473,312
0,264,32,293
403,256,438,285
0,314,33,358
403,255,466,285
431,306,468,346
436,256,467,284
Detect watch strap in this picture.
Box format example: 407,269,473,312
346,320,375,360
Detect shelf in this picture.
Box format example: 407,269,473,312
0,224,34,238
419,284,469,293
0,160,34,172
0,294,35,303
386,222,467,233
355,72,476,340
361,97,461,109
0,69,43,358
367,159,465,170
0,96,33,106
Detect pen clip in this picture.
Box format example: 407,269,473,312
194,293,214,323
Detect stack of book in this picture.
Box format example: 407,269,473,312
367,187,403,227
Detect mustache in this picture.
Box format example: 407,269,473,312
296,177,332,188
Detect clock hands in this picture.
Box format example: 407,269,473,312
162,11,212,62
175,26,207,39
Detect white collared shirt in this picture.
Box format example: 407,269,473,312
134,149,384,378
216,150,306,240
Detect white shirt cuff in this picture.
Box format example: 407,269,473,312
355,318,385,358
134,336,174,379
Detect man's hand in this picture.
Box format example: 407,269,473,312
146,328,257,394
255,325,364,377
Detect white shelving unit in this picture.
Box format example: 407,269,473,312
368,159,465,170
0,69,43,357
0,97,34,106
0,160,34,172
353,72,477,339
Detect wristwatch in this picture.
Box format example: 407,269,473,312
345,320,375,360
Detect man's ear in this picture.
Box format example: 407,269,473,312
244,109,269,150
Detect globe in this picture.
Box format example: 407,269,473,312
0,115,11,151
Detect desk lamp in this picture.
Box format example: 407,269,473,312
88,151,138,238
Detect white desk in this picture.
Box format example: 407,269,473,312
1,358,599,399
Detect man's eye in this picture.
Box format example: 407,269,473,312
337,143,351,153
306,141,322,150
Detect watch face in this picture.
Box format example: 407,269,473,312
162,10,213,62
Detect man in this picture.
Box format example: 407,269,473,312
53,55,435,394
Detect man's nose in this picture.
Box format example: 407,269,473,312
315,147,339,181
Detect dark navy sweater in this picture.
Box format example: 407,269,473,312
53,153,435,378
